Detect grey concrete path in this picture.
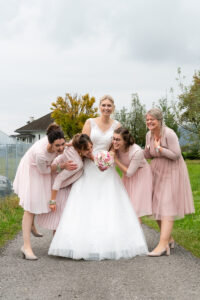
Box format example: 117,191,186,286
0,225,200,300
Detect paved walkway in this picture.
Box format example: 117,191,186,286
0,225,200,300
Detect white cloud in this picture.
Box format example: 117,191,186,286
0,0,199,134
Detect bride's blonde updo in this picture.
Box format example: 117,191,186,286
99,95,115,106
99,95,115,113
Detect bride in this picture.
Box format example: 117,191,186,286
48,95,148,260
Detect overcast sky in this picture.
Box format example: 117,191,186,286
0,0,200,135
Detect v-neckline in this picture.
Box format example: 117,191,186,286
93,120,115,134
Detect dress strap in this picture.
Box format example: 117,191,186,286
89,118,95,128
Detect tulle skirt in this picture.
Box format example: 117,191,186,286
151,156,194,220
13,159,51,214
48,160,148,260
36,186,71,230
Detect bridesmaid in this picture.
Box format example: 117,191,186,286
112,127,152,223
37,134,93,232
144,108,195,257
13,124,77,260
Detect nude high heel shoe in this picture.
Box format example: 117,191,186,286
21,246,38,260
148,245,170,257
169,240,175,249
31,227,43,237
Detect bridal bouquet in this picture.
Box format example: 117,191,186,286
94,150,114,171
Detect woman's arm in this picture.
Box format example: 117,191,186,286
156,129,181,160
82,119,91,135
52,164,83,191
114,150,144,177
114,156,128,174
126,150,144,177
36,155,52,174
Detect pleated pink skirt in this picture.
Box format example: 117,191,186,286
151,156,194,220
122,164,152,217
36,186,71,230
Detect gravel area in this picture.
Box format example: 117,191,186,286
0,225,200,300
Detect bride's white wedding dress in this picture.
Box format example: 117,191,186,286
48,119,148,260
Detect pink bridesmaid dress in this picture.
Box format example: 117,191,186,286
144,126,195,220
117,144,152,217
36,146,84,230
13,137,57,214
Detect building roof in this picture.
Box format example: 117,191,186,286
15,113,54,133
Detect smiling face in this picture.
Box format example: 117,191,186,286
51,138,66,154
80,142,93,158
112,133,125,150
146,114,161,132
99,99,114,116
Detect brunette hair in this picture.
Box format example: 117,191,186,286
114,127,135,149
72,134,93,151
46,123,65,144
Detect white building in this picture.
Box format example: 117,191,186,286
14,113,54,143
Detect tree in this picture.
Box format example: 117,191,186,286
51,93,98,139
154,97,180,137
177,70,200,137
115,94,147,147
172,68,200,153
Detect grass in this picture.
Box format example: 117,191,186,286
142,160,200,257
0,195,23,248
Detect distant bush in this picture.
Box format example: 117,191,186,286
182,150,200,160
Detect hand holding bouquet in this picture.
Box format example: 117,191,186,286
94,150,114,171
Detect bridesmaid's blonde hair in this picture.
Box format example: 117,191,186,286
146,108,165,134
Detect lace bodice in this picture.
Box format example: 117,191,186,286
89,119,119,153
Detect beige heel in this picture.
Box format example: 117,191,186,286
21,246,38,260
148,245,170,257
169,240,175,249
31,228,43,237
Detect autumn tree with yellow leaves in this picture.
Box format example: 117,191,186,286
51,93,98,139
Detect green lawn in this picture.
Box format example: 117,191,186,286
0,195,24,247
142,160,200,257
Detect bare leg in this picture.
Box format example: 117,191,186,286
150,218,174,254
31,216,37,233
156,220,161,229
31,216,43,237
157,220,174,244
22,211,36,256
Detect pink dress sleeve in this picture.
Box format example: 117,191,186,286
52,147,84,190
53,163,83,190
126,150,144,177
143,132,152,159
36,154,52,174
161,129,181,160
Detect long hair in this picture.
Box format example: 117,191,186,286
114,127,135,150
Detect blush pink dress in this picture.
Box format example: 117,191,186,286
117,144,152,217
13,137,57,214
36,146,84,230
144,127,195,220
